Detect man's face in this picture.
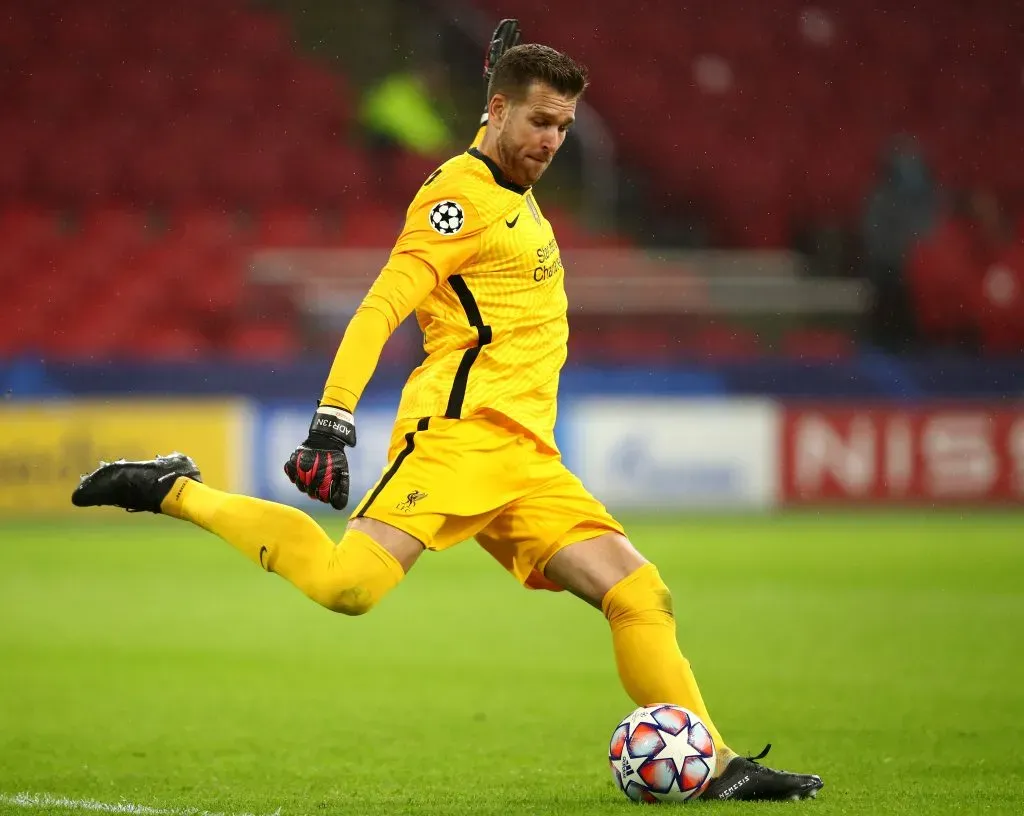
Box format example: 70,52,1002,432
492,82,577,187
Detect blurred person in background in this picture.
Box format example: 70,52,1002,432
860,135,941,352
360,57,457,160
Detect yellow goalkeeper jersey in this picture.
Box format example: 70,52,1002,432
321,147,568,452
397,148,567,450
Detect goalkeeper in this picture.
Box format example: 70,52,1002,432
73,22,822,802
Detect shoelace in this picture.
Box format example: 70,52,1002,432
744,743,772,763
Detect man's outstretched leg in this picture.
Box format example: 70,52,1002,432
72,453,415,615
543,532,823,801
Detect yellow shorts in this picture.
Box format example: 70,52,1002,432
349,412,624,587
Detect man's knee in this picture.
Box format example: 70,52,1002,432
313,581,378,616
308,527,409,616
602,563,675,623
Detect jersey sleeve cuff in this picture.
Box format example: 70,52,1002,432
320,388,358,413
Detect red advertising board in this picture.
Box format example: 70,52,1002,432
781,405,1024,504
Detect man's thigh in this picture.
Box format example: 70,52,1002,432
475,458,625,587
350,415,526,552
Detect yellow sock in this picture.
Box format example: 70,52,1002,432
161,477,404,615
602,563,736,770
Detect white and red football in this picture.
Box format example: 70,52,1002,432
608,704,717,803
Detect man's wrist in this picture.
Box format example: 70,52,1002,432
315,405,354,423
319,388,356,412
310,406,357,446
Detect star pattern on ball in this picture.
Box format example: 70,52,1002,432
652,724,713,793
428,200,465,235
652,719,700,767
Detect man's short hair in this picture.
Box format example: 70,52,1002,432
487,43,589,102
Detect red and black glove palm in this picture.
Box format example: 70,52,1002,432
284,406,357,510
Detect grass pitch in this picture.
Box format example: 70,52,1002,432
1,512,1022,815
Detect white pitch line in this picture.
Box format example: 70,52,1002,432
0,792,281,816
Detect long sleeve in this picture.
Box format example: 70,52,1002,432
319,189,484,412
319,259,440,411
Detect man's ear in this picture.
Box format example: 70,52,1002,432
488,93,510,128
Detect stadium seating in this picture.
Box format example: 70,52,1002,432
2,1,1020,361
476,0,1024,247
780,327,856,361
0,1,358,358
0,0,629,360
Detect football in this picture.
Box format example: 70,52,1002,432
608,704,717,803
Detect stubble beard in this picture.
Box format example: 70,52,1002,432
496,129,519,185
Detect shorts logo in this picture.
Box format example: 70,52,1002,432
429,201,464,235
397,490,427,512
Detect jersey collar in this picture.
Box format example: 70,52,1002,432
467,147,529,195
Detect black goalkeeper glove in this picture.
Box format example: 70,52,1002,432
481,19,521,124
484,18,521,84
283,405,357,510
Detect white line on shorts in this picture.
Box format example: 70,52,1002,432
0,792,281,816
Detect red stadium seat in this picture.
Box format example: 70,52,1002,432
977,246,1024,356
338,204,405,247
255,207,333,248
290,143,369,209
47,238,131,296
688,323,763,360
49,4,120,57
18,57,99,120
77,208,152,253
173,255,247,319
223,10,294,70
127,322,212,361
192,63,264,114
224,322,301,360
0,121,37,203
0,206,62,250
167,208,246,251
905,219,983,345
203,139,288,209
96,61,178,125
780,327,856,361
127,7,229,62
0,6,36,67
265,60,353,133
125,138,207,209
43,311,139,360
35,126,124,208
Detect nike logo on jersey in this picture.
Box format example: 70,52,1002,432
505,213,520,228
